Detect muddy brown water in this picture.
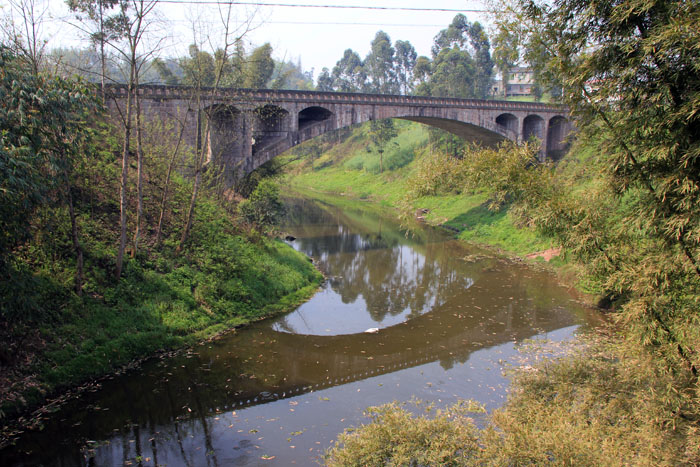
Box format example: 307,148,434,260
0,194,599,466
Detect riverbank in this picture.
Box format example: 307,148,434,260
0,194,323,444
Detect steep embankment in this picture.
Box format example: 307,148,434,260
284,120,554,258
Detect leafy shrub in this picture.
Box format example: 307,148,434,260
237,180,286,233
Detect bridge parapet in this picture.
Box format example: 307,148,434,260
106,84,567,112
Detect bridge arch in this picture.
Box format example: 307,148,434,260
252,104,289,156
495,113,518,138
398,116,507,147
298,106,334,131
523,114,545,143
546,116,570,161
205,104,245,166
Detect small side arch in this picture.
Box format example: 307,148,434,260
495,113,518,134
546,116,570,161
522,115,545,142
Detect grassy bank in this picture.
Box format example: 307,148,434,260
285,121,553,258
1,191,322,424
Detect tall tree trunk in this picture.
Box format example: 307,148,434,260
116,68,134,279
68,187,84,296
177,108,203,252
99,0,106,103
132,82,144,257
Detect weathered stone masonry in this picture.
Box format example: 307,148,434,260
106,84,572,185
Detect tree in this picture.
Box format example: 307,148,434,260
108,0,162,276
237,179,286,233
178,3,258,250
428,47,477,98
66,0,124,100
413,55,432,95
1,0,50,76
491,26,520,97
367,119,398,173
331,49,366,93
466,22,493,98
181,44,216,86
364,31,398,94
316,67,333,91
244,43,274,88
420,14,493,99
394,40,417,95
0,46,98,287
496,0,700,376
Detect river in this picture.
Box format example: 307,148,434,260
0,193,599,466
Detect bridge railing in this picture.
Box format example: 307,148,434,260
104,84,568,113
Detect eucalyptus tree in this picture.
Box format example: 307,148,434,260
243,43,274,88
466,22,494,98
413,55,432,95
394,39,417,95
427,14,493,99
331,49,367,93
364,31,398,94
181,44,216,86
316,67,333,91
491,26,519,97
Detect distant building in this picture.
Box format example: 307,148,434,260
492,67,536,97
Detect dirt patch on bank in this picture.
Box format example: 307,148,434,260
525,247,562,262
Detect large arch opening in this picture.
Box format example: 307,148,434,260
399,116,506,147
546,116,570,161
495,113,518,136
522,115,545,143
298,106,333,133
205,104,243,165
252,104,289,155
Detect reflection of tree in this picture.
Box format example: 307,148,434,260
285,197,473,323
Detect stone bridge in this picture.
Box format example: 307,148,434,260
107,85,572,184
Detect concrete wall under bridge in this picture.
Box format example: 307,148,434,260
105,85,573,186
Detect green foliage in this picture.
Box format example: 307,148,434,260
0,45,322,419
324,400,485,466
244,43,275,88
331,49,367,93
364,31,399,94
491,0,700,376
237,179,286,232
367,119,398,173
0,46,98,270
325,335,700,466
407,151,466,197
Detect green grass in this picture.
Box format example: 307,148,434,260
2,195,322,418
286,121,552,257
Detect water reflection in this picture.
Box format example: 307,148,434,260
0,194,598,467
273,198,478,334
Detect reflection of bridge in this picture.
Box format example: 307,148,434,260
106,85,572,184
4,278,589,466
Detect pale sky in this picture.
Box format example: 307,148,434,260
35,0,491,82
